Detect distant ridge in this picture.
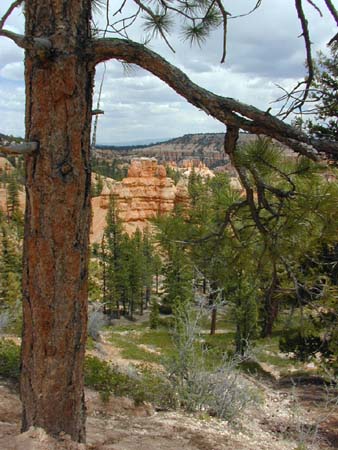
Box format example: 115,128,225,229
93,132,257,168
96,133,227,152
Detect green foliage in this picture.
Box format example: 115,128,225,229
98,199,159,319
91,173,104,197
6,174,20,217
155,138,338,369
165,165,181,185
307,42,338,141
156,207,194,311
0,339,20,380
0,224,22,309
0,165,23,334
92,156,127,181
84,355,174,406
109,333,161,363
143,9,174,38
231,277,259,355
162,245,193,310
149,298,160,329
84,355,129,401
101,196,125,314
279,331,331,361
88,258,102,302
165,301,258,421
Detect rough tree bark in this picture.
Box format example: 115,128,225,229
20,0,94,442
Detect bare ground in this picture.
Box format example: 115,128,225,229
0,332,336,450
0,372,336,449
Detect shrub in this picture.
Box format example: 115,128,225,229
279,332,331,361
165,300,258,421
131,364,175,408
149,299,160,329
159,304,172,315
84,355,175,407
0,311,10,333
0,339,20,380
87,303,107,341
84,355,129,401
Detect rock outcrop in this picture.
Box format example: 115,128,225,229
169,159,215,179
91,158,189,241
0,157,14,175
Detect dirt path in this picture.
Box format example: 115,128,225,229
0,333,336,449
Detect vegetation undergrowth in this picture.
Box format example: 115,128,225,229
0,339,20,381
84,355,174,407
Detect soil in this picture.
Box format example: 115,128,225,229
0,333,336,450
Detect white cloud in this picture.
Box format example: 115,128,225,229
0,61,24,81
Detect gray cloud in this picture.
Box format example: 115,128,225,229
0,0,335,143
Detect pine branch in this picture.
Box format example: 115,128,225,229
0,142,38,156
0,0,24,31
0,29,52,51
90,37,338,160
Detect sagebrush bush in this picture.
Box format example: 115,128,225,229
0,311,10,333
87,303,107,341
164,299,259,421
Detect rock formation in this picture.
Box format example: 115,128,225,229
169,158,215,178
0,157,13,175
91,158,189,241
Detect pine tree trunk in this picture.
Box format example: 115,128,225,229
261,268,279,338
210,306,217,336
145,285,151,309
262,294,279,338
209,282,218,335
155,273,159,294
20,1,94,442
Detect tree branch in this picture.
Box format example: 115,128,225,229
224,127,269,237
0,142,38,156
0,29,52,51
324,0,338,26
215,0,229,63
89,38,338,160
0,0,24,30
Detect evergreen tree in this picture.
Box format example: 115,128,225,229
6,173,20,219
127,229,144,318
103,196,124,316
149,298,160,329
156,206,193,312
231,276,259,355
162,243,193,312
153,253,162,295
307,43,338,141
0,224,22,308
91,173,104,197
142,229,154,309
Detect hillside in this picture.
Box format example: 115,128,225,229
94,132,260,168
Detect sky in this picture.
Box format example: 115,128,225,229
0,0,336,145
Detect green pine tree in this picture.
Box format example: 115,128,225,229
103,195,124,316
